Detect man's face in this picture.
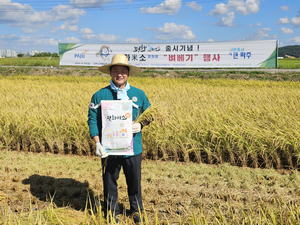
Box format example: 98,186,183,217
110,65,129,89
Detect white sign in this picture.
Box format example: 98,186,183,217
101,100,133,156
59,40,278,68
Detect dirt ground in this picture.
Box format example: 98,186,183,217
1,65,300,78
1,150,300,224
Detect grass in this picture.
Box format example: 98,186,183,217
172,70,300,81
0,57,59,67
278,58,300,69
1,150,300,224
1,57,300,83
3,66,300,82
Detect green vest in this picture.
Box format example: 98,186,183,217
88,85,151,156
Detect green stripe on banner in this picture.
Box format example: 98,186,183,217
59,43,83,63
259,46,278,68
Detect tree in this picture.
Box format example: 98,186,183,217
17,53,24,57
32,52,59,57
278,45,300,58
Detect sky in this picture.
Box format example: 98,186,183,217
0,0,299,53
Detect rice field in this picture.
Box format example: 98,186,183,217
1,71,300,224
1,75,300,169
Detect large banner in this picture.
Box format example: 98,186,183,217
59,40,278,68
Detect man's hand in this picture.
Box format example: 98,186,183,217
95,142,108,158
132,122,141,133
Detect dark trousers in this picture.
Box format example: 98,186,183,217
101,153,143,216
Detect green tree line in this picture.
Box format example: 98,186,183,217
278,45,300,58
32,52,59,57
17,52,59,57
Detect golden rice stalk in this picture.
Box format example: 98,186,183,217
134,104,161,127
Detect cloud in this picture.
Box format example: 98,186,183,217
186,1,202,12
140,0,181,16
125,38,144,43
52,22,78,32
61,37,80,43
70,0,112,8
0,2,86,27
210,0,260,16
126,0,132,4
287,36,300,43
82,33,121,42
207,38,215,42
16,35,59,46
280,27,293,34
34,37,59,46
17,43,29,46
291,17,300,27
209,3,228,16
79,28,94,34
0,34,19,40
249,22,261,27
242,28,277,41
277,17,290,24
18,36,35,43
280,6,290,11
98,34,121,42
236,0,260,15
22,27,38,34
82,34,97,39
145,22,195,40
0,34,60,50
213,12,236,27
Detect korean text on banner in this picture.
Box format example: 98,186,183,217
59,40,278,68
101,100,133,156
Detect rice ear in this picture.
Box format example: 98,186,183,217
135,104,159,125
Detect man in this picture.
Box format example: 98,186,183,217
87,54,151,224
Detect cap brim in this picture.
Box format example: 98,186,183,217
98,63,141,75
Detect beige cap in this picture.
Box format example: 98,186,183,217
98,54,141,75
